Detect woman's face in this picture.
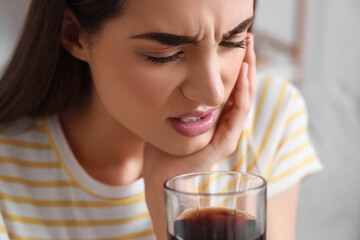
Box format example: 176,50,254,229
87,0,254,155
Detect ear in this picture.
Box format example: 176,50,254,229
61,8,91,62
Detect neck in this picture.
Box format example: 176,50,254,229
59,91,145,186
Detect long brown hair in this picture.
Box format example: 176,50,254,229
0,0,126,123
0,0,256,123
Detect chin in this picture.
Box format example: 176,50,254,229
161,130,215,156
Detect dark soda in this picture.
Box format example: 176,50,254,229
169,207,265,240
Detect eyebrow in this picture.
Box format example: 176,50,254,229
224,16,254,40
131,32,199,46
131,16,254,46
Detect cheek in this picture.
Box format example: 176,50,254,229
122,68,167,107
221,50,246,97
118,63,183,114
89,44,181,118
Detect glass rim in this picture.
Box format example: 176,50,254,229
163,171,267,197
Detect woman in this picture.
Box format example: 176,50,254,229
0,0,322,239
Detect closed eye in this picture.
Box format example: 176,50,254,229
144,38,247,65
144,52,182,64
219,39,247,49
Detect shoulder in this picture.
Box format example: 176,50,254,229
0,117,50,148
248,74,308,132
0,117,46,137
255,74,303,108
241,74,312,173
0,117,61,199
0,117,53,172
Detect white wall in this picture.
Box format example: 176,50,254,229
257,0,360,239
0,0,26,74
252,0,360,239
298,0,360,239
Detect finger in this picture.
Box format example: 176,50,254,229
219,33,255,127
209,62,250,156
233,62,250,128
245,33,256,81
244,32,257,102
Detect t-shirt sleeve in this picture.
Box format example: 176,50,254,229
265,82,323,197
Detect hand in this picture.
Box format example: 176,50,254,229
143,32,257,240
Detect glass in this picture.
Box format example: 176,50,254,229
164,171,267,240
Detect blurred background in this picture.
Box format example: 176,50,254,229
255,1,360,239
0,0,359,239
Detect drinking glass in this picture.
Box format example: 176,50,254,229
164,171,266,240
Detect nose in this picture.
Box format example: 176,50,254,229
181,53,224,107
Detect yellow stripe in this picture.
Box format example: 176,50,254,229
242,129,251,138
0,121,14,135
278,141,310,163
204,133,250,191
0,225,7,234
32,127,46,133
277,126,307,151
268,155,317,184
8,232,48,240
8,229,154,240
197,150,246,192
286,108,306,125
250,75,272,136
231,144,252,171
203,132,248,191
220,175,248,193
24,119,39,131
196,170,244,194
263,126,307,179
0,175,77,188
219,175,263,208
0,156,61,168
209,130,247,170
43,119,145,204
247,81,288,172
197,175,220,193
0,192,145,207
111,228,154,240
231,155,247,172
0,138,51,150
263,141,310,178
23,119,46,133
292,92,301,101
2,211,149,227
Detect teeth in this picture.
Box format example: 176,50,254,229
180,117,202,122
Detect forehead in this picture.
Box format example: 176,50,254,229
118,0,254,36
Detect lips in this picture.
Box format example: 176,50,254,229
168,108,217,137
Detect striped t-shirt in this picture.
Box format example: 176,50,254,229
0,74,322,239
